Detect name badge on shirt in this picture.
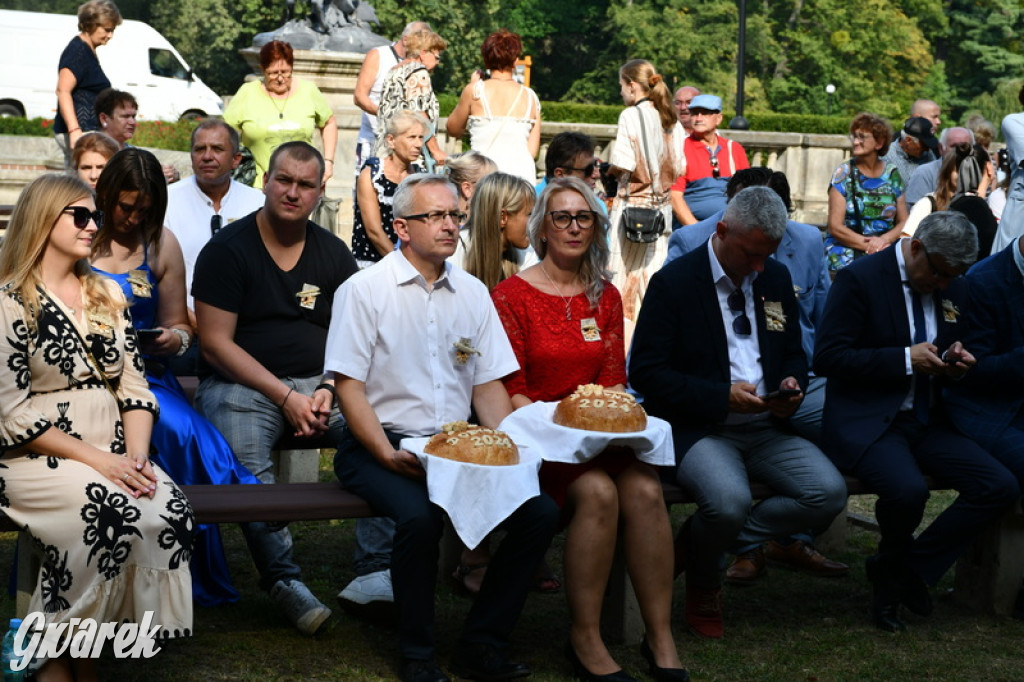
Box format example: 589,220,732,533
127,270,152,298
581,317,601,342
296,283,321,310
763,300,786,332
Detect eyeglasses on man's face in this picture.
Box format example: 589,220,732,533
402,210,466,226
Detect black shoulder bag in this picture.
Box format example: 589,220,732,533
619,104,667,244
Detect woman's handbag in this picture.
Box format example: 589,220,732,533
621,205,666,243
619,104,666,243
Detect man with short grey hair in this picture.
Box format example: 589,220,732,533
631,186,847,639
815,211,1019,633
327,173,558,682
904,127,975,209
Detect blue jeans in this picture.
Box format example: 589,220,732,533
676,420,847,589
196,374,345,590
789,376,826,445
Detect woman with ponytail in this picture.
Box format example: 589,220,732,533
607,59,686,344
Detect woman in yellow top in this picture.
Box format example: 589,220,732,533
224,40,337,188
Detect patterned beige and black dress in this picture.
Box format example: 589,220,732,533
0,281,193,671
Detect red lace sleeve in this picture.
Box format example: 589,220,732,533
596,284,628,387
491,278,529,399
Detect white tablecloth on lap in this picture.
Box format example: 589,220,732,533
401,436,542,549
498,401,676,466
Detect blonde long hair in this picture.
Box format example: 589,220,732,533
619,59,676,130
0,174,124,326
463,172,535,291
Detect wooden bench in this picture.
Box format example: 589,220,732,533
6,477,1021,639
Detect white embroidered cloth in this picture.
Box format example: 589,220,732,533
401,436,542,549
498,401,675,466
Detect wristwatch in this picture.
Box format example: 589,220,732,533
171,328,191,357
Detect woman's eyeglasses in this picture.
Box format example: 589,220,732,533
546,211,597,230
265,70,292,80
62,206,103,229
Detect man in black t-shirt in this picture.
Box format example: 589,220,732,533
192,141,358,635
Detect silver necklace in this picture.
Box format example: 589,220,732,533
539,263,575,320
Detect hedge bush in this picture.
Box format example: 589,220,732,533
0,117,196,151
0,108,854,147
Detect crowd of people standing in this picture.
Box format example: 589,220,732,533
3,2,1024,680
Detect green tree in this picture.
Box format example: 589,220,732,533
940,0,1024,113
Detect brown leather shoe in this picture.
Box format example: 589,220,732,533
725,546,766,585
685,585,723,639
764,539,849,577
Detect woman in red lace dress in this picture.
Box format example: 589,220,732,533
491,177,687,682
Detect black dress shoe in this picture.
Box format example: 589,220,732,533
565,641,638,682
401,658,451,682
865,556,905,633
899,566,933,616
451,643,530,681
640,636,689,682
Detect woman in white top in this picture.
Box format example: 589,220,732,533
607,59,685,343
446,29,541,184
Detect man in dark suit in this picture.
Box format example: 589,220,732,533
814,211,1019,632
631,186,847,639
945,236,1024,485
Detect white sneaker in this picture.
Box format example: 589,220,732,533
338,569,394,604
337,569,396,623
270,579,331,635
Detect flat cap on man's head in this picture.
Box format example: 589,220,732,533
689,94,722,112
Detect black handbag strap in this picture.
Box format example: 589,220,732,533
848,162,865,235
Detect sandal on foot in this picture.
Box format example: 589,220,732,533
452,563,488,595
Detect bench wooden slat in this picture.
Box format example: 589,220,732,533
0,475,916,534
180,482,374,524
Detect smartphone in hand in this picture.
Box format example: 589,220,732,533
762,388,801,401
137,328,161,343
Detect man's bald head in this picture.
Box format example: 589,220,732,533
673,86,701,130
911,99,941,135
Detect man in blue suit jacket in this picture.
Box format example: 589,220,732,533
814,212,1019,632
631,187,847,639
945,237,1024,480
665,169,847,583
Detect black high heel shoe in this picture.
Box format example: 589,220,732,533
564,641,638,682
640,636,690,682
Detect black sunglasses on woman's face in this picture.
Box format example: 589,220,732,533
61,206,103,229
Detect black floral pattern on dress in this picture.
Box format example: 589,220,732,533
109,419,126,455
33,535,73,614
80,483,142,580
0,461,9,508
157,483,194,570
5,317,30,390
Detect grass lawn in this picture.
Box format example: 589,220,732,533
2,458,1022,681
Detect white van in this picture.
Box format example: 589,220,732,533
0,9,223,122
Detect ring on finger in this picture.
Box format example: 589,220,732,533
123,474,130,482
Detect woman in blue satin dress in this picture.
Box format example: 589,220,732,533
90,147,260,606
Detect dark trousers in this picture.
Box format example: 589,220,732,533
335,428,558,661
851,412,1019,584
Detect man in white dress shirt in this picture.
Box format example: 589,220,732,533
325,174,557,682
